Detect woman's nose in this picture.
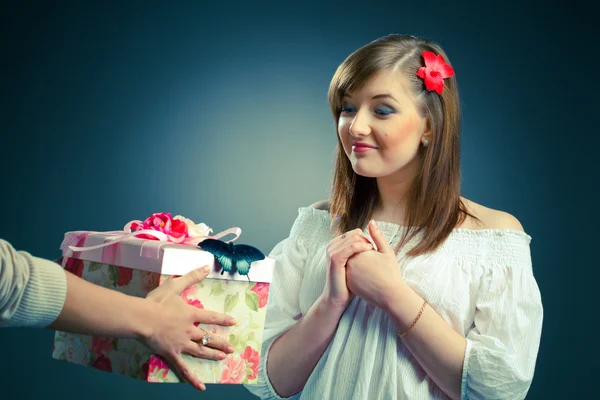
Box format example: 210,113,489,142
348,111,371,137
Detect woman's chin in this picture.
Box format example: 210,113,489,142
351,164,380,178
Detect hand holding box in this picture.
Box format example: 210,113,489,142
52,212,274,386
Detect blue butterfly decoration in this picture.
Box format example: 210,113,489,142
198,239,265,276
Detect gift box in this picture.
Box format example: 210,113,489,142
51,213,275,385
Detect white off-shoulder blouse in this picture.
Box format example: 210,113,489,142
244,207,543,400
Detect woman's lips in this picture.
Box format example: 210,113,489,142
352,144,376,153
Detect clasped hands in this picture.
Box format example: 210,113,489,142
323,220,405,313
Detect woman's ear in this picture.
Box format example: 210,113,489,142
421,117,432,144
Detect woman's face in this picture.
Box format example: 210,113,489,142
338,69,429,179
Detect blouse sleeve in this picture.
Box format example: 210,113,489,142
461,234,544,400
244,216,311,400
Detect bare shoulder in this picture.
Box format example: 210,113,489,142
309,200,330,211
460,197,525,232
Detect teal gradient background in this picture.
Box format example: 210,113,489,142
0,1,595,399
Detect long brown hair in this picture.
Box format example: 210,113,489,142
327,34,477,256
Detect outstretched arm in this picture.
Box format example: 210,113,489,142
0,239,236,391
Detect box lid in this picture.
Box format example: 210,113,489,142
61,231,275,283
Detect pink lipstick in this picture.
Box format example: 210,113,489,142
352,142,377,153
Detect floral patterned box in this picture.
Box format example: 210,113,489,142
51,217,274,385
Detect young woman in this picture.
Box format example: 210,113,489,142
245,34,543,399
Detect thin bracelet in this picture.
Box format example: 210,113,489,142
397,299,428,338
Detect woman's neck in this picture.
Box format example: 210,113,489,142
373,174,414,226
372,150,423,225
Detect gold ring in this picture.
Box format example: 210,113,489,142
201,335,211,346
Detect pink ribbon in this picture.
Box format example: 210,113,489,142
60,221,242,267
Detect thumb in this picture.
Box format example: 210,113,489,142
171,265,211,293
368,220,394,255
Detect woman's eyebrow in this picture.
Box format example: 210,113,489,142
371,94,399,102
343,93,399,102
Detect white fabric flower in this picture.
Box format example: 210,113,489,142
173,215,213,237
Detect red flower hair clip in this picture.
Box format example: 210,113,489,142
416,50,455,94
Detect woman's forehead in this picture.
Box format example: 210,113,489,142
342,69,414,101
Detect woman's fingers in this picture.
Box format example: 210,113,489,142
193,308,236,326
167,354,206,391
329,242,373,268
328,228,374,266
328,229,366,254
192,327,234,354
167,266,211,294
183,341,228,361
339,228,366,242
336,229,372,249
